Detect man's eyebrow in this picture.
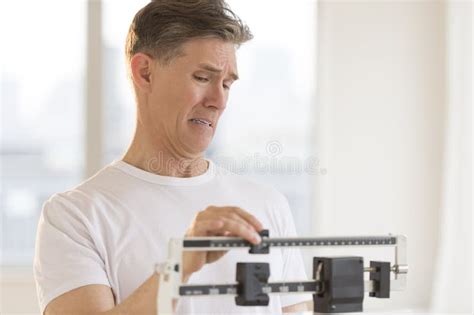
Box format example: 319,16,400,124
197,63,239,81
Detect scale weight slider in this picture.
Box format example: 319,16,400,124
235,262,270,306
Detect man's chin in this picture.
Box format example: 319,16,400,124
186,139,212,156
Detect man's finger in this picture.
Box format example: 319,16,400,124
188,219,224,236
218,218,261,244
202,206,263,232
201,207,255,234
223,212,256,234
231,207,263,232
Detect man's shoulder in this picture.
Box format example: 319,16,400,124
42,162,127,218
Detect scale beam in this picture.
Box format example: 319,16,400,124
182,235,397,251
156,231,408,314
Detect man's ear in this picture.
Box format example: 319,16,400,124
130,53,154,93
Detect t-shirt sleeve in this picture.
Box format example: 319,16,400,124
274,193,313,309
33,194,110,314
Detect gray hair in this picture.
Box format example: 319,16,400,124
125,0,253,65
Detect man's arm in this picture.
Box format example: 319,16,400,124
282,300,313,313
45,206,262,315
45,273,159,315
46,278,312,315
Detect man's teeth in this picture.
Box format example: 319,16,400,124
191,119,211,126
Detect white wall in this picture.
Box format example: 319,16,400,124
315,0,447,312
1,267,39,314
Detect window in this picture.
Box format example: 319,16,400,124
101,0,149,163
0,0,86,265
0,0,318,266
210,0,318,235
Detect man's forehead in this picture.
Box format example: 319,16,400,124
180,38,238,77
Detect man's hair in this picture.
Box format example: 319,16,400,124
125,0,253,66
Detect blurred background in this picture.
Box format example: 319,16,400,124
0,0,471,314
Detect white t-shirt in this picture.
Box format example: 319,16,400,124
34,159,312,314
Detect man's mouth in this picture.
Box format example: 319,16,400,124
189,118,212,127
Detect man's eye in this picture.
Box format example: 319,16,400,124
193,75,209,82
223,84,230,90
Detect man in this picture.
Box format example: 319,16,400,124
34,0,312,314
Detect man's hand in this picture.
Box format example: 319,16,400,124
182,206,263,282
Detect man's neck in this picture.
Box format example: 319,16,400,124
122,131,209,178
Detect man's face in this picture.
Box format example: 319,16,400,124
142,37,238,157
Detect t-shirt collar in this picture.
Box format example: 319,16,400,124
112,158,216,186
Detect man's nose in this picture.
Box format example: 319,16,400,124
204,83,227,110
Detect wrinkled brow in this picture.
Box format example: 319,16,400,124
198,63,239,81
